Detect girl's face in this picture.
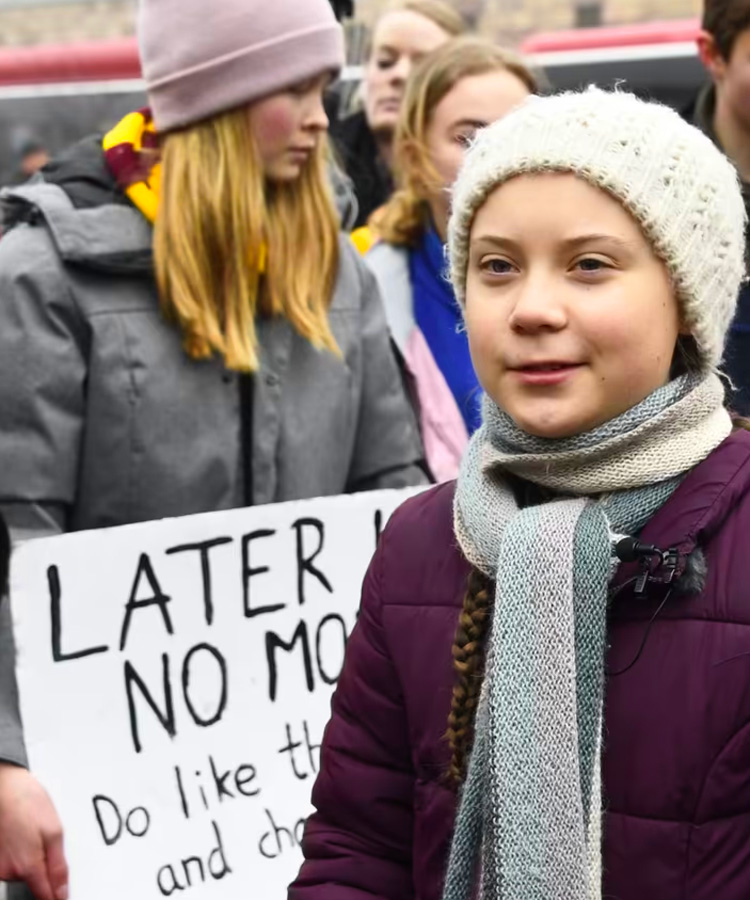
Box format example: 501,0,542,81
248,73,330,182
423,69,530,236
365,10,451,136
465,172,683,439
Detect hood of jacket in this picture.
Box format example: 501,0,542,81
0,133,153,275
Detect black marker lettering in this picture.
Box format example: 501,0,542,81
125,807,150,838
157,864,184,896
374,509,384,546
195,771,209,811
174,765,190,819
181,857,205,888
208,820,232,879
292,518,333,604
234,764,259,797
303,720,321,775
259,809,295,858
49,566,108,662
265,622,314,701
120,554,173,652
209,755,234,802
278,723,307,780
165,537,233,626
124,654,175,754
241,529,284,618
92,795,122,847
181,643,228,728
315,614,348,685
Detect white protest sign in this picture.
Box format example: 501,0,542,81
10,488,421,900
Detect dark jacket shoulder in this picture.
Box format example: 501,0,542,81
39,132,127,210
2,134,126,231
637,428,750,557
0,133,153,277
330,110,392,228
378,482,468,610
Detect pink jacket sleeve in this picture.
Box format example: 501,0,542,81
288,529,415,899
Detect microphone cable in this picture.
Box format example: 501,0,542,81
608,586,674,678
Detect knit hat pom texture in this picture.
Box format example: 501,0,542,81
448,88,747,371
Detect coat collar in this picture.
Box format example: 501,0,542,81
1,181,153,275
629,428,750,562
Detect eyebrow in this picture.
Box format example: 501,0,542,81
452,119,487,131
470,233,637,252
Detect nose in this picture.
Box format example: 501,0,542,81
305,92,329,133
390,54,412,85
508,272,568,334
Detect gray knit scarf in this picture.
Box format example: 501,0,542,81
443,372,731,900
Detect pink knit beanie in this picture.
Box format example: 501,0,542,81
137,0,345,132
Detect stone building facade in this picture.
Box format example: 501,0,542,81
0,0,702,48
0,0,135,46
356,0,701,47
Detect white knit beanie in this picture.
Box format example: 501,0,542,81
138,0,344,132
448,88,747,371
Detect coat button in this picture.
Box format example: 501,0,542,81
265,373,280,387
222,373,233,385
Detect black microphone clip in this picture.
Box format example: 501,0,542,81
614,536,663,564
615,537,680,595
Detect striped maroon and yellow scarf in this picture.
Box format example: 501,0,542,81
103,108,160,224
103,108,273,272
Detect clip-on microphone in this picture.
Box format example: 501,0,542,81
614,536,679,594
614,536,664,564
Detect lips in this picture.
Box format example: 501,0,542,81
286,147,314,164
513,360,581,371
518,363,573,371
510,362,583,386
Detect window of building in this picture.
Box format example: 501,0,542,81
575,2,603,28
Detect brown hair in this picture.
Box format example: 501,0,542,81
702,0,750,60
446,567,494,785
372,37,539,248
154,106,340,373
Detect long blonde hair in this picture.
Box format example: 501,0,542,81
154,106,340,373
373,38,539,248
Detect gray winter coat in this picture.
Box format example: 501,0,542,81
0,151,424,769
0,183,424,539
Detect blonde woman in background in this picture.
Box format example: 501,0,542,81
0,0,425,897
366,38,538,480
331,0,466,228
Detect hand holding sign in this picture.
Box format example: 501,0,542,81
0,763,68,900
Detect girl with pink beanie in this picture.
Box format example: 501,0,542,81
0,0,425,897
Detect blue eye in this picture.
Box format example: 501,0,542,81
483,258,513,275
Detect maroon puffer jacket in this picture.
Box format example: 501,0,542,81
290,430,750,900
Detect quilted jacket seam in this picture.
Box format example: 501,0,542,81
607,807,750,825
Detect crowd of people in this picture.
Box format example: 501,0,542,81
0,0,750,897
